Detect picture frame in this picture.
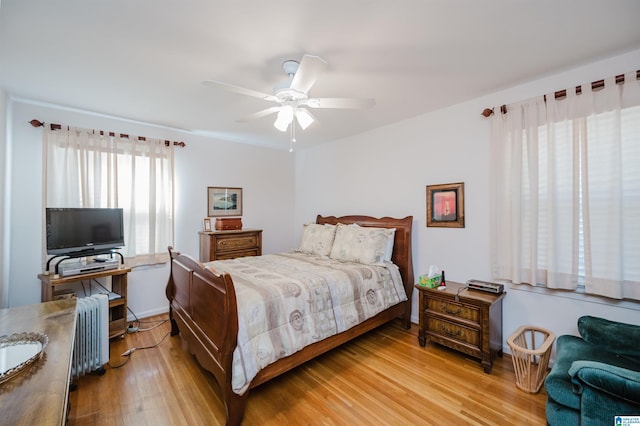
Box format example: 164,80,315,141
203,217,212,232
426,182,465,228
207,187,243,217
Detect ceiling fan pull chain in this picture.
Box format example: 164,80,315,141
289,122,296,152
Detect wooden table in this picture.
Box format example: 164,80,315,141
0,299,77,425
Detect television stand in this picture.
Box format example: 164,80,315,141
38,267,131,339
46,249,124,276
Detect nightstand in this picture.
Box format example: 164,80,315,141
415,281,505,373
199,229,262,261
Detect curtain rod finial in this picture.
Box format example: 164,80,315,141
29,119,44,127
481,108,494,118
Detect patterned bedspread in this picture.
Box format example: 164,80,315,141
204,251,407,395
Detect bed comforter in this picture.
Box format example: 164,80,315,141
204,251,407,395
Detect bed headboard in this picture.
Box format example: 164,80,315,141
316,215,414,299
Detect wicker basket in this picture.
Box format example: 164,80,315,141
507,325,556,394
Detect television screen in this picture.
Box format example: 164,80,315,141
46,208,125,255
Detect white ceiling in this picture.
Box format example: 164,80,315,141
1,1,639,150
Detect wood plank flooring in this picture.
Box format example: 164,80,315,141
68,315,548,425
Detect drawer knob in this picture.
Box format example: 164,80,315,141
440,325,462,337
441,302,461,315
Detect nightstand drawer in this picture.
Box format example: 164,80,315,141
425,297,480,324
426,316,480,347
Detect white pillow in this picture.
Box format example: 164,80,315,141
329,223,395,264
346,223,395,261
383,227,396,262
298,223,337,256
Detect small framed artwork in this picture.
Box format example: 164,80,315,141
426,182,465,228
203,217,212,232
207,187,243,217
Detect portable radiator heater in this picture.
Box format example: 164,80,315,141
72,294,109,378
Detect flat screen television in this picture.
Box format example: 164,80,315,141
46,207,125,256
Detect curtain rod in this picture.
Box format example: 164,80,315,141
481,69,640,118
29,119,186,147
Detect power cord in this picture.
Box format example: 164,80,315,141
127,318,168,333
455,285,469,302
126,306,141,333
88,279,169,332
125,306,169,334
107,331,171,369
91,278,110,294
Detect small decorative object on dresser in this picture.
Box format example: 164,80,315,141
203,217,212,232
215,217,243,230
415,280,505,373
199,228,262,261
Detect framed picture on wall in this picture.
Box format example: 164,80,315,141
426,182,465,228
207,187,243,217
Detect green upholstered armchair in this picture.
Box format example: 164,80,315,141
545,316,640,426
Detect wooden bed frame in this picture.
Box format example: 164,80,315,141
165,215,414,425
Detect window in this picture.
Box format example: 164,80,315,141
43,126,175,267
489,72,640,301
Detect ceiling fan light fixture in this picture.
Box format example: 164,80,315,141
295,108,314,130
274,105,294,132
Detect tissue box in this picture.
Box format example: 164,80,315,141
418,274,441,288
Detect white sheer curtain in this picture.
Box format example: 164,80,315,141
43,126,175,267
490,71,640,300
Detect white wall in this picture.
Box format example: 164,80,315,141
0,88,6,307
5,99,296,318
295,49,640,356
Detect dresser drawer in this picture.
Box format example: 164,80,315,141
216,234,259,252
199,229,263,262
215,249,260,260
426,316,480,347
425,296,480,324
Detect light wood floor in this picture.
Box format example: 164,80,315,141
68,315,548,425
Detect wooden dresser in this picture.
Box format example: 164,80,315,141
199,229,262,262
0,298,77,425
415,281,505,373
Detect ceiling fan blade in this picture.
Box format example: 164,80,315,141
236,106,281,123
303,97,376,109
289,55,328,95
202,80,278,102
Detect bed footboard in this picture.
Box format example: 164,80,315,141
165,246,246,425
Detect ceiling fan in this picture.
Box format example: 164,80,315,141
203,54,375,134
